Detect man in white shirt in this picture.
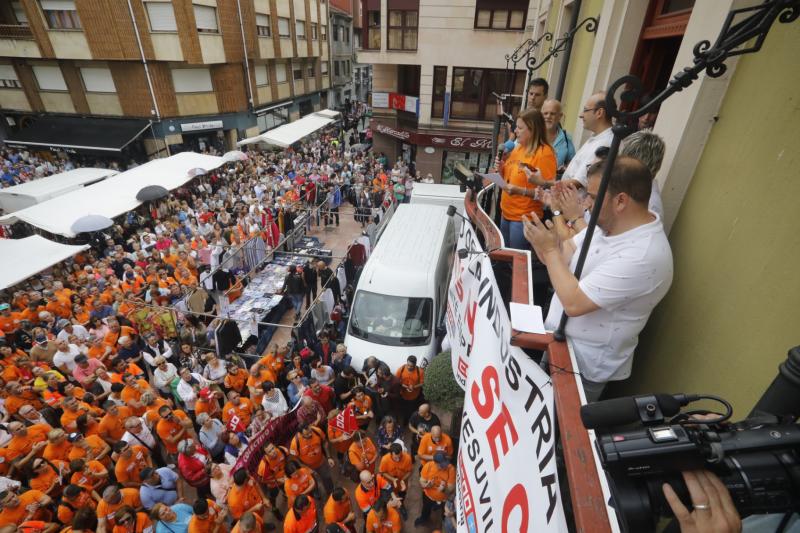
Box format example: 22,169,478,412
56,320,90,343
620,129,666,219
52,338,82,373
524,156,673,401
562,92,614,187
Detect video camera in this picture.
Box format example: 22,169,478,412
583,346,800,532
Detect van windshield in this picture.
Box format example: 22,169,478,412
349,291,433,347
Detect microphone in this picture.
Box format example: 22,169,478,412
580,393,699,430
446,204,469,223
457,247,501,260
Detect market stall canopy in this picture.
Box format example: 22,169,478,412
0,235,88,290
0,168,118,216
4,116,151,155
237,109,341,148
0,152,223,237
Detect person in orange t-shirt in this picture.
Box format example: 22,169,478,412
497,108,557,248
354,470,390,514
113,441,153,489
221,392,254,430
111,505,152,533
324,487,355,529
289,424,329,470
222,365,247,393
69,458,108,495
366,499,402,533
56,484,95,525
43,429,73,463
283,461,315,509
155,406,192,455
379,443,413,497
29,457,67,497
227,469,268,520
416,426,453,466
348,431,378,472
230,511,263,533
97,403,133,444
187,498,228,533
68,433,112,468
418,452,456,522
396,355,424,411
327,413,354,463
283,494,317,533
6,421,49,465
96,486,141,528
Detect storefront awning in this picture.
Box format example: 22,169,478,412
0,235,88,290
4,116,151,155
238,109,340,148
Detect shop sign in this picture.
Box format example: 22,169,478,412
372,92,390,108
374,122,414,141
180,120,224,132
373,121,492,151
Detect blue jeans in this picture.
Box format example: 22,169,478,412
290,294,304,315
500,217,530,251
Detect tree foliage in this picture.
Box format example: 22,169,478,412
423,352,464,413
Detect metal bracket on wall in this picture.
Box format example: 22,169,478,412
526,16,599,75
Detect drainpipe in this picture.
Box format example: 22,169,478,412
554,0,582,101
235,0,255,112
126,0,169,157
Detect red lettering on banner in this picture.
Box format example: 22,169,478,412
457,357,468,381
486,402,519,470
455,277,464,301
502,484,530,533
465,300,478,337
471,366,500,419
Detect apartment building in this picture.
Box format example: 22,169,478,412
0,0,331,160
328,0,353,108
357,0,535,181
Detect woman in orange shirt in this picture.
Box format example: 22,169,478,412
497,108,557,250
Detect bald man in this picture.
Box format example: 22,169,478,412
541,99,576,171
561,92,614,187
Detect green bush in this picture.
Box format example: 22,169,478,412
423,352,464,413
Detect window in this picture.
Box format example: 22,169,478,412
321,61,328,74
254,65,269,86
475,1,526,30
293,64,303,81
193,5,218,33
345,28,349,43
256,13,271,37
32,65,67,91
321,24,327,40
277,17,290,37
40,0,81,30
0,65,21,89
349,291,433,347
12,2,28,25
450,66,525,120
334,61,340,76
367,11,380,49
275,62,287,83
432,65,447,118
311,23,318,40
80,67,116,93
332,24,338,42
295,19,306,39
144,1,177,32
306,62,314,78
388,10,417,50
171,68,213,93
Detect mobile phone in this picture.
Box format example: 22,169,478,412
518,162,538,172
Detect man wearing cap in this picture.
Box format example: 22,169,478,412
71,354,105,388
415,451,455,526
56,320,89,343
139,466,182,510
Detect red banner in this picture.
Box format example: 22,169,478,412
372,121,492,151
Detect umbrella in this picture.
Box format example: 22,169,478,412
187,168,207,178
136,185,169,202
222,150,249,163
350,143,371,152
70,214,114,234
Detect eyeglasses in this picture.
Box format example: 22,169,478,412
582,107,601,113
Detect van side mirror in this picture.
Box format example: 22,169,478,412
435,324,447,338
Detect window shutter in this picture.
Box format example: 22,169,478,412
255,65,268,86
0,66,18,81
80,67,116,92
295,20,305,37
256,13,269,26
171,68,213,93
145,2,178,31
32,66,67,91
39,0,76,9
193,5,218,31
11,2,28,24
275,63,287,83
278,17,290,36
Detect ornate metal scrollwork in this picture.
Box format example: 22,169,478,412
605,0,799,124
506,32,554,69
527,16,598,73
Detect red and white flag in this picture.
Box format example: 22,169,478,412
328,404,358,434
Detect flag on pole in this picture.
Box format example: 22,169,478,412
328,404,358,434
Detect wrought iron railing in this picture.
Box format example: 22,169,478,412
0,24,34,40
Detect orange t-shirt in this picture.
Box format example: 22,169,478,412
156,409,190,454
327,424,353,454
499,143,557,220
284,467,315,508
421,461,456,502
379,452,413,487
223,370,247,392
69,459,107,492
115,445,151,486
366,507,402,533
283,500,317,533
323,494,352,524
354,475,389,513
348,436,378,470
396,365,424,401
6,423,49,461
417,433,453,465
290,427,327,469
98,405,133,442
256,447,288,488
187,499,227,533
222,398,254,429
95,488,141,525
56,489,95,525
230,513,263,533
226,479,263,520
111,512,152,533
43,440,73,463
68,434,110,467
29,461,62,494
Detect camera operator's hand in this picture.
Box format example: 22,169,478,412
662,470,741,533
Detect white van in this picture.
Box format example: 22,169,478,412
345,204,456,372
409,182,466,221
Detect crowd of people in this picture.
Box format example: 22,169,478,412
0,108,463,533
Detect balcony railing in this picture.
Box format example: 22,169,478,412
0,24,34,40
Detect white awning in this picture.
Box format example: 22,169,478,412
238,109,340,148
0,235,88,290
0,168,119,217
1,152,224,237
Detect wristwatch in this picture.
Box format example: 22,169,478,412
552,210,562,217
